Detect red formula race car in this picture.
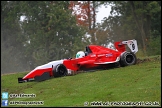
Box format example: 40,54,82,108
18,39,138,83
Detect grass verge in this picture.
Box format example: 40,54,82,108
1,55,161,107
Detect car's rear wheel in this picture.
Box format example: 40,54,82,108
119,52,137,67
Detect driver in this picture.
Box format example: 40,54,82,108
76,51,85,58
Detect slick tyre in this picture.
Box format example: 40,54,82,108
53,64,67,77
119,52,137,67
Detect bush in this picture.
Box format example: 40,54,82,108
147,36,161,56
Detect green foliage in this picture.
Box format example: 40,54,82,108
147,36,161,56
19,1,87,66
1,1,30,73
99,1,161,56
1,56,161,107
1,1,161,74
136,49,146,58
1,1,88,68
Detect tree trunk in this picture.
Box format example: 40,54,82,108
129,1,147,55
90,1,97,44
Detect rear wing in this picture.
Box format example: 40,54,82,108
114,39,138,54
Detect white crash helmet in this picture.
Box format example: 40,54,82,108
76,51,85,58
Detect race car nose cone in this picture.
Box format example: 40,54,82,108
18,77,24,83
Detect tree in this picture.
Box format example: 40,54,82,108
99,1,161,55
1,1,30,73
69,1,102,44
2,1,87,71
19,1,87,66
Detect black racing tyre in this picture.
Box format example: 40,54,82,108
53,64,67,77
119,51,137,67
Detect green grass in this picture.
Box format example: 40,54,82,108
1,55,161,107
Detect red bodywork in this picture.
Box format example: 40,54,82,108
63,45,122,71
23,68,53,80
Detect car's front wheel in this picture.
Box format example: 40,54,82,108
52,64,67,77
